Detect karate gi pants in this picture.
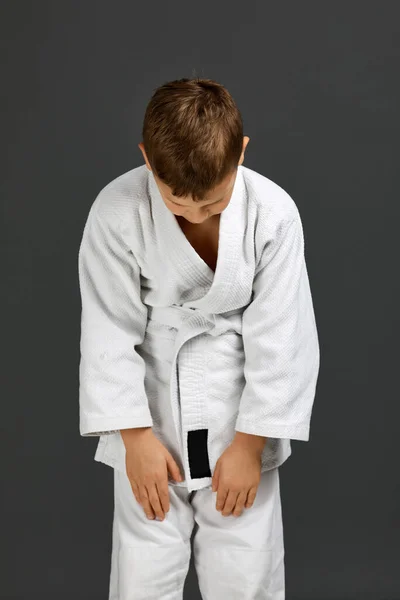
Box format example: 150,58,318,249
108,466,285,600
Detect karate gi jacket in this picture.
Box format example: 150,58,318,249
78,164,320,492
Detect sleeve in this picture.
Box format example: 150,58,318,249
234,212,320,442
78,199,153,436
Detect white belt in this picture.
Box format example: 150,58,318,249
147,304,243,337
145,304,244,487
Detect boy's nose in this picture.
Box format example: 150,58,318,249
186,211,210,224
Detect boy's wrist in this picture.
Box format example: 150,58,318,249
120,426,152,439
232,430,267,453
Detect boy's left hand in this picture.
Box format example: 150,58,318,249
211,436,264,517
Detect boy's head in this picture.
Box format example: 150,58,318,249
138,77,249,224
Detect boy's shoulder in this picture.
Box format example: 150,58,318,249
89,164,149,224
241,165,300,226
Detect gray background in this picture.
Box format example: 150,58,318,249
2,1,399,598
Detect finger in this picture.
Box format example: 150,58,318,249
166,454,183,483
212,461,220,492
232,491,248,517
221,490,240,517
216,486,228,512
146,483,165,521
139,487,155,520
128,479,140,504
155,479,170,515
245,486,258,508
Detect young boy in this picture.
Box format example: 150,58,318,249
78,77,320,600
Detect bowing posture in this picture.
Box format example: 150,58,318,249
78,77,320,600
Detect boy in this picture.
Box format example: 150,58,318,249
78,77,320,599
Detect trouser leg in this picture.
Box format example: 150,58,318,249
108,502,119,600
191,467,285,600
108,468,195,600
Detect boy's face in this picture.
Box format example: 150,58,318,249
138,136,249,225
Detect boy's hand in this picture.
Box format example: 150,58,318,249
120,427,184,521
211,433,266,517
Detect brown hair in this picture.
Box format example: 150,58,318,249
141,77,244,202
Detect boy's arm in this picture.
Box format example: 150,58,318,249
234,209,320,442
78,197,153,437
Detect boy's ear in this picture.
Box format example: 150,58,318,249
238,137,250,166
138,143,152,171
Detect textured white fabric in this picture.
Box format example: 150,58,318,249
78,164,320,491
109,466,284,600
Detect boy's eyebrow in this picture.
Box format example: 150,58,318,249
168,196,223,207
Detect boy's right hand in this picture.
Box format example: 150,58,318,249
120,427,184,521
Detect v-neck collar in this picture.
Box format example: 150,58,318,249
147,165,246,312
170,213,217,283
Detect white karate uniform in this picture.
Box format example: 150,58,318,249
78,163,320,598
